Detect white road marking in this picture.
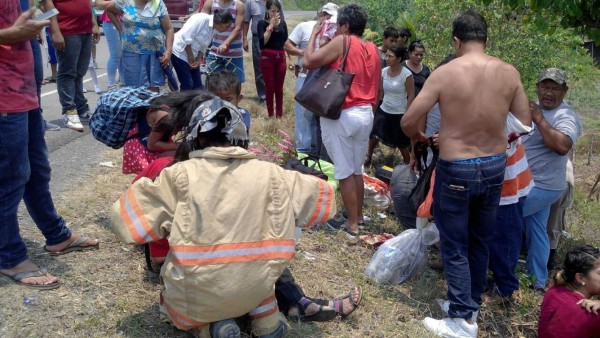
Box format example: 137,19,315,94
41,73,108,98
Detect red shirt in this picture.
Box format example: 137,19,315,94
53,0,93,36
0,0,38,113
330,35,381,110
538,286,600,338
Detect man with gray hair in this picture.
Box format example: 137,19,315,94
522,68,582,291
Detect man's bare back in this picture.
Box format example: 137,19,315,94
402,46,531,161
435,53,530,160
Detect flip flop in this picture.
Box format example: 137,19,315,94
0,268,61,290
333,286,363,319
42,77,56,85
340,224,359,238
43,237,99,256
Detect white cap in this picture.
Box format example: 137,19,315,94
321,2,338,21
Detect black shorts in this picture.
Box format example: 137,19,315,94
370,106,411,149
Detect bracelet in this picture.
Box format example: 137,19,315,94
266,26,273,33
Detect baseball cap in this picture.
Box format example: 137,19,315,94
321,3,338,21
538,68,567,85
186,97,249,145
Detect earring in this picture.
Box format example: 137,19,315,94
582,282,586,286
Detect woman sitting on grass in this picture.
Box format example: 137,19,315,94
538,245,600,337
110,94,337,337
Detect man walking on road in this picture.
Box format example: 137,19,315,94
43,0,100,132
402,10,531,338
0,2,99,290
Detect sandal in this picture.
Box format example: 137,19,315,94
0,268,61,290
332,286,363,319
42,77,56,85
289,298,336,322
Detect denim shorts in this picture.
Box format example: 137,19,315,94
121,50,165,87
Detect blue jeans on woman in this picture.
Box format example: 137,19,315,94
171,54,202,91
103,21,122,87
0,109,71,269
432,155,506,320
522,186,564,289
56,34,92,114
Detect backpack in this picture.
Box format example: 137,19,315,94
90,87,162,149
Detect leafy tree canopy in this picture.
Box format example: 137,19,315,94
481,0,600,43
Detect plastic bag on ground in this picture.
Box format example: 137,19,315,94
365,218,439,284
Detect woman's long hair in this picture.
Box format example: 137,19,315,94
149,90,215,138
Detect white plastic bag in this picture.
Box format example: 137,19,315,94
363,174,391,209
365,218,439,284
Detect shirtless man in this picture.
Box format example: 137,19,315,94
402,10,531,338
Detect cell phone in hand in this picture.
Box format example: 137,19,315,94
32,8,59,21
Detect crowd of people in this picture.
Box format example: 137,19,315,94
0,1,597,338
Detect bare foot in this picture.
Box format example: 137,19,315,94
44,234,99,253
0,260,59,287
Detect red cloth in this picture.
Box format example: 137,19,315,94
53,0,93,36
133,156,175,258
538,286,600,338
0,1,38,113
329,35,381,110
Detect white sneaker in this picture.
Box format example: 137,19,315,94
437,299,479,322
423,317,478,338
94,85,102,94
64,109,83,132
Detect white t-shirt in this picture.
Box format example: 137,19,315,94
287,20,316,66
173,13,215,64
380,66,412,114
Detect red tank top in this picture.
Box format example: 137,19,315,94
330,35,381,109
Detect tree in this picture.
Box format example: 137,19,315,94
482,0,600,43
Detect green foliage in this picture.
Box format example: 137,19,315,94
481,0,600,43
405,0,596,96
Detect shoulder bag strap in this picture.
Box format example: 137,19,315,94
339,34,352,71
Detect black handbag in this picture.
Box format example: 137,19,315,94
408,144,438,213
282,155,328,181
294,35,355,120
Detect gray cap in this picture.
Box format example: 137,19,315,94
186,97,248,145
538,68,567,85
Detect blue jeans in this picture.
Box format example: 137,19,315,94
294,73,318,154
488,197,525,298
103,21,122,87
433,155,506,320
205,53,245,83
0,110,71,269
56,34,92,114
171,54,202,91
251,34,265,98
121,51,166,88
523,186,564,288
31,39,43,103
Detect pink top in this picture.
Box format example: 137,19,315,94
538,286,600,338
329,35,381,109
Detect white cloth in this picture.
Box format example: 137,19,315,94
380,66,412,115
172,13,214,64
287,20,316,66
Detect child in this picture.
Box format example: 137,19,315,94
207,70,251,134
111,95,336,337
121,91,206,175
